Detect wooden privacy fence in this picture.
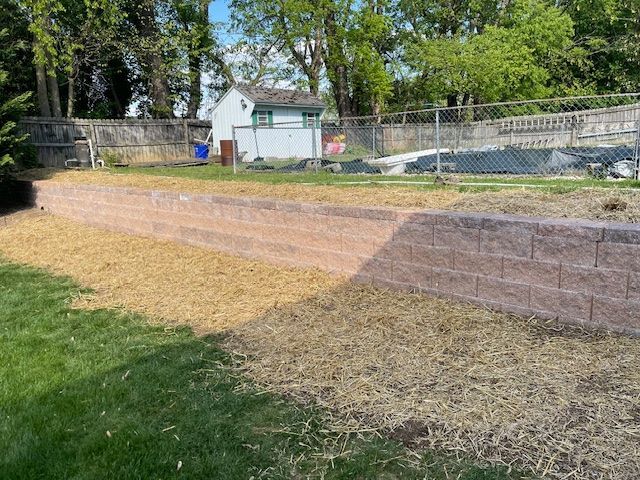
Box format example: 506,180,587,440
19,117,212,167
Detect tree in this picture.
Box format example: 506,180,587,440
172,0,212,118
125,0,175,118
23,0,64,116
0,28,33,174
343,1,394,115
58,0,125,117
0,0,36,111
166,0,234,118
319,0,394,117
230,0,324,93
229,0,393,117
211,39,294,91
21,0,128,117
10,0,226,119
401,0,581,107
0,84,31,170
7,0,637,122
560,0,640,93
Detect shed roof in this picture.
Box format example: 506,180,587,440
235,85,325,108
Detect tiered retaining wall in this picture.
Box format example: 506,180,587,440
28,181,640,335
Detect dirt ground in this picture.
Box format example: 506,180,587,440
1,211,639,479
20,168,640,222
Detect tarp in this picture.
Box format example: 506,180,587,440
265,146,636,176
405,146,636,175
275,158,381,174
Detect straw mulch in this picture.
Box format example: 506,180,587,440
0,212,339,332
21,168,640,222
225,295,640,480
20,169,462,211
2,212,640,479
450,189,640,223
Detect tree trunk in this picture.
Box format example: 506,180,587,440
109,78,125,118
46,52,62,117
35,58,51,117
138,0,174,119
147,58,174,119
46,73,62,117
287,38,322,96
32,17,52,116
186,56,201,119
283,22,323,96
308,28,323,95
329,63,353,118
324,11,353,118
372,99,381,116
66,74,75,117
66,59,77,117
185,0,209,119
308,70,320,96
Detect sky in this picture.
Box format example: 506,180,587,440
209,1,230,25
209,0,249,44
198,1,232,117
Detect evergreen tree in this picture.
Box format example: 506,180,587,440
0,27,32,174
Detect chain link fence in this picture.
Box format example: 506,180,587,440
232,94,640,178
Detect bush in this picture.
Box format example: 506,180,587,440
0,27,34,204
0,91,33,167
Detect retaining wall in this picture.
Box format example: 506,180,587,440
28,180,640,335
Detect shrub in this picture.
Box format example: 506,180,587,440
0,27,33,203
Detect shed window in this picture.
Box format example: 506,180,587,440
252,110,273,127
303,112,320,128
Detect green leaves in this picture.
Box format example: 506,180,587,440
0,27,32,170
6,0,639,119
403,0,579,105
559,0,640,92
346,2,394,113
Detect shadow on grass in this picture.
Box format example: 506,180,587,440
0,261,521,480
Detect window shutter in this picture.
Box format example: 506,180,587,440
251,111,257,126
302,112,308,128
315,112,320,128
267,111,273,126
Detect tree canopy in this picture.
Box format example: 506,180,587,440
1,0,639,120
0,25,33,178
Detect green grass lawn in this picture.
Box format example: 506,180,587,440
0,260,530,480
119,162,640,192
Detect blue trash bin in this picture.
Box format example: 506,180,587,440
194,143,209,159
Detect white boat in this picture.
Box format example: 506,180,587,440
365,149,450,175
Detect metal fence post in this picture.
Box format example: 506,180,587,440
634,120,640,180
570,115,578,147
372,126,376,157
311,123,318,173
435,108,441,174
231,126,237,174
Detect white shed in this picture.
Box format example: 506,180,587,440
211,85,326,160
